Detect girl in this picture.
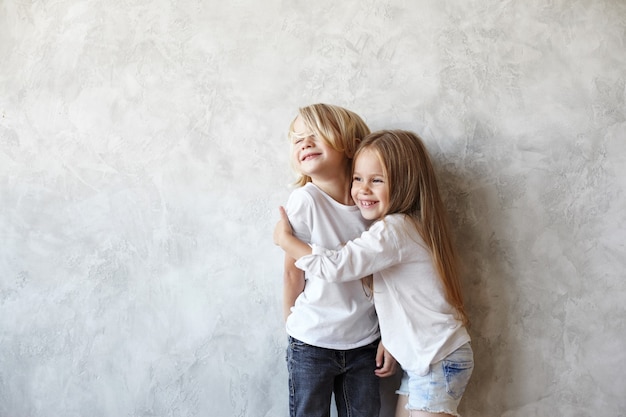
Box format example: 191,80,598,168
274,130,473,417
280,104,396,417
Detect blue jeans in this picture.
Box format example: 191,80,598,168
287,336,381,417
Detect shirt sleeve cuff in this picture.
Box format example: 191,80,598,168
295,244,332,269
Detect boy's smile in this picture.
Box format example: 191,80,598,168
291,116,346,180
300,151,321,161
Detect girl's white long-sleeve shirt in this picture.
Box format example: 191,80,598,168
295,213,470,375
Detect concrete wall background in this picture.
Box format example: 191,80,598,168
1,0,625,416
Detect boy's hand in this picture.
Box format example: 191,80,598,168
273,206,293,247
375,341,398,378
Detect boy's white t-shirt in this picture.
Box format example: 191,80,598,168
284,183,380,349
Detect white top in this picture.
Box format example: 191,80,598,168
295,213,470,375
285,183,380,349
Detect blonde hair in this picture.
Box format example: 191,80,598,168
289,103,370,187
356,130,469,326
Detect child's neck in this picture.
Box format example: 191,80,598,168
311,176,354,206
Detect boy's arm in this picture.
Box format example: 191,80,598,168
282,254,305,322
274,206,313,260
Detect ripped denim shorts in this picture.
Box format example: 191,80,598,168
396,342,473,417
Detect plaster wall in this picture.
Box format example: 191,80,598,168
1,0,625,416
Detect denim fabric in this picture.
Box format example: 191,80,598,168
286,337,381,417
396,342,473,417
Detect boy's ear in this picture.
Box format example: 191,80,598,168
346,138,360,159
349,138,362,158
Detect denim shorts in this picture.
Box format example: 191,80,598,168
396,342,473,417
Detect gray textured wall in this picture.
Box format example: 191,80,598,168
1,1,625,416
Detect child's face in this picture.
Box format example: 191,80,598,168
351,149,389,220
291,116,346,181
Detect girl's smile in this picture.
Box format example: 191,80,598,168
351,148,389,220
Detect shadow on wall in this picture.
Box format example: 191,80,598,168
437,156,513,417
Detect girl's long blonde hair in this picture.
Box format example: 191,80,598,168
356,130,469,326
289,103,370,187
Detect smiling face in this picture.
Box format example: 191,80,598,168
351,148,389,220
291,115,347,181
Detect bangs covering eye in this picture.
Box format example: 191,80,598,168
291,131,313,139
290,130,314,144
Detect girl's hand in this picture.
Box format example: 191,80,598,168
273,206,293,247
273,207,312,259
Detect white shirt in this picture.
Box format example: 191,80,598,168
296,213,470,375
285,183,380,349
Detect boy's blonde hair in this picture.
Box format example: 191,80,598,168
356,130,469,326
289,103,370,186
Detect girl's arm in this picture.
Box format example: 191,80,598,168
274,206,312,260
276,206,404,283
295,217,403,283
